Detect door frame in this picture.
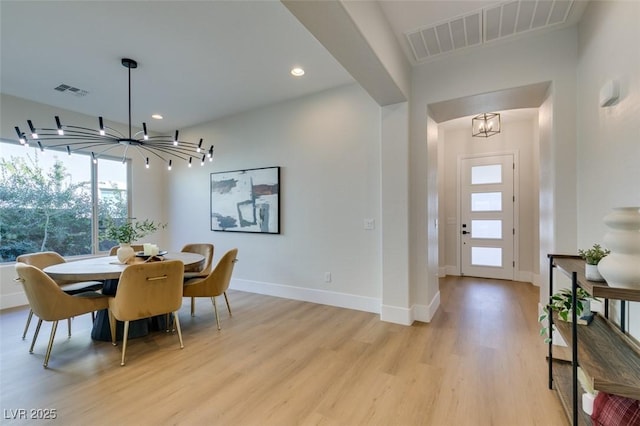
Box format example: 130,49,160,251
456,150,520,279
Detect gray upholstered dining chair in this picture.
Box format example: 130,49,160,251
180,243,214,315
14,262,110,368
183,248,238,330
16,251,103,339
108,260,185,366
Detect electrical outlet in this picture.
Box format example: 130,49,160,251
364,218,375,230
324,272,332,283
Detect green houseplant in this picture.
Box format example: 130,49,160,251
104,218,165,245
578,243,610,281
103,218,166,263
539,288,594,343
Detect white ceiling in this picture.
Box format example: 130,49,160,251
0,1,587,134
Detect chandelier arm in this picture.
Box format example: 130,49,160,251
135,145,168,164
137,145,192,162
30,129,123,141
139,142,203,155
33,125,123,140
45,141,121,152
145,137,202,149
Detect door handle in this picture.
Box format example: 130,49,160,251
462,230,469,235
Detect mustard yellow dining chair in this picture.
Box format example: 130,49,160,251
108,260,185,366
14,263,110,368
180,243,214,315
183,248,238,330
16,251,103,339
108,244,144,256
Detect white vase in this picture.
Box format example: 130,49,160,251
585,264,605,282
116,243,135,264
597,207,640,289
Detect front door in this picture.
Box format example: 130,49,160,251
460,154,515,280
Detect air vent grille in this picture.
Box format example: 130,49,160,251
405,0,574,63
54,84,88,97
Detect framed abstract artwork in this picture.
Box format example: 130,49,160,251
210,166,280,234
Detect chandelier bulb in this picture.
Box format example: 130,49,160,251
99,117,106,136
143,122,149,140
145,158,150,169
55,116,64,135
27,120,38,138
168,159,172,171
15,127,26,144
188,157,192,167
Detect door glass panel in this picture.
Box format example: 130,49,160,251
471,247,502,267
471,164,502,184
471,192,502,211
471,220,502,239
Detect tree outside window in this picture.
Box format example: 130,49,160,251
0,144,128,262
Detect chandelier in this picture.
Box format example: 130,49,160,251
472,112,501,138
14,58,213,170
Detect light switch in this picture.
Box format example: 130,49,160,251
364,218,375,230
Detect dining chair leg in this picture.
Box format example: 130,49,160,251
211,297,221,330
120,320,130,366
67,318,72,337
22,309,34,339
173,312,184,349
223,292,232,317
191,297,195,317
91,311,95,322
30,319,43,354
43,320,59,368
108,311,117,346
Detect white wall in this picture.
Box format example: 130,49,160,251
576,0,640,337
411,27,578,308
440,113,539,282
167,83,384,313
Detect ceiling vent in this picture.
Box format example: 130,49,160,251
405,0,574,63
54,83,88,97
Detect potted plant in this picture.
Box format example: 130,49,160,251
578,243,610,282
103,218,166,263
539,287,594,343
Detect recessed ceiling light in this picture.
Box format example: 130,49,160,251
290,67,305,77
152,114,163,120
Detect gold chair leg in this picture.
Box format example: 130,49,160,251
43,320,59,368
120,320,130,366
223,292,232,317
109,311,117,346
22,309,34,339
30,319,43,353
67,318,72,337
191,296,195,317
211,297,221,330
174,312,184,349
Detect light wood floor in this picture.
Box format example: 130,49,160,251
0,276,568,425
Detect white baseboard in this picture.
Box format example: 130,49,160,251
380,304,412,325
437,267,446,278
230,278,381,314
231,278,442,327
1,291,28,310
412,290,440,323
445,265,460,276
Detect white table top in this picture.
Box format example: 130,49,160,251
43,253,205,281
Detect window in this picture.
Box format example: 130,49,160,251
0,142,129,262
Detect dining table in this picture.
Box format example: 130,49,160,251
43,252,205,341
